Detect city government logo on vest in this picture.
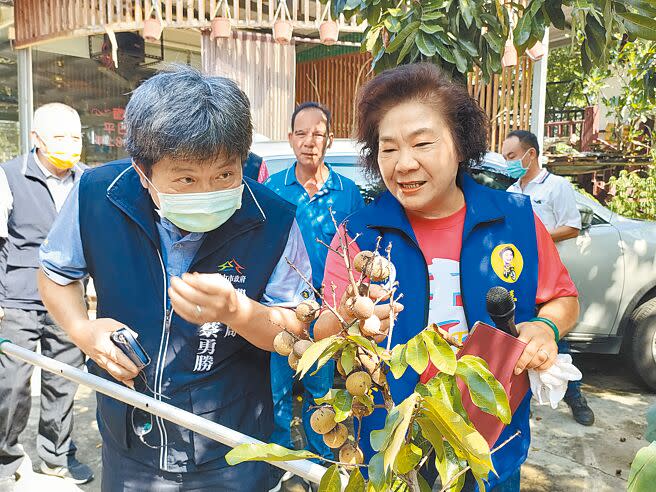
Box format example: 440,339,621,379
217,258,246,284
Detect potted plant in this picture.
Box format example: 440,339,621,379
319,2,339,46
527,40,545,61
273,0,293,45
143,3,164,42
211,0,232,40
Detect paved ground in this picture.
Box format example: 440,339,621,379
11,353,656,491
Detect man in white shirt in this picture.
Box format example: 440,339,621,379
502,130,594,427
0,103,92,491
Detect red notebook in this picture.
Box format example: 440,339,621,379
421,321,529,447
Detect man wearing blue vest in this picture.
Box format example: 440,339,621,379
264,102,364,491
37,66,315,491
0,103,92,490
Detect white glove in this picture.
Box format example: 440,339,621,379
528,354,582,409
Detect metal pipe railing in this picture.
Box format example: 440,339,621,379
0,338,341,487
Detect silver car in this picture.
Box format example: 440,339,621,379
251,140,656,390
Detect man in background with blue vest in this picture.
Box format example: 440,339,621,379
0,103,93,490
37,66,315,492
264,102,364,491
503,130,594,427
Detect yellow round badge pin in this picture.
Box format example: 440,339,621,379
491,244,523,283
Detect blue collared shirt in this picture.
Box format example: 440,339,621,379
264,163,364,289
40,181,311,308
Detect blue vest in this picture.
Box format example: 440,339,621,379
347,173,537,488
77,160,296,472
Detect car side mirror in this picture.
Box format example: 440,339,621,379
578,205,594,230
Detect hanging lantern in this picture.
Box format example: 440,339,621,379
319,2,339,45
273,0,294,44
210,0,232,40
143,4,164,41
527,40,545,61
502,41,518,67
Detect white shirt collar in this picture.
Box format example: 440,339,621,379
512,168,549,189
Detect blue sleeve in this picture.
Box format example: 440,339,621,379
39,181,89,285
261,219,314,307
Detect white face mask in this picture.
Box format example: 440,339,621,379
134,163,244,233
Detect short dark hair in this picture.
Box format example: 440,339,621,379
506,130,540,156
291,102,332,133
355,63,489,182
124,65,252,173
499,246,515,258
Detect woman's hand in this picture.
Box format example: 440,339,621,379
514,321,558,374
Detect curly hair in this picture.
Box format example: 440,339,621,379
355,63,489,182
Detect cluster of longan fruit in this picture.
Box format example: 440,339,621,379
272,249,395,465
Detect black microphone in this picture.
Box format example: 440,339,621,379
486,286,519,337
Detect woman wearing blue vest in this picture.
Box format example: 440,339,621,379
315,63,580,491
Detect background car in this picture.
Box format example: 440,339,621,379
249,140,656,391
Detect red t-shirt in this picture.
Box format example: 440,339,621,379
322,205,577,344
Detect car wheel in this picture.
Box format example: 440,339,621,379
626,298,656,392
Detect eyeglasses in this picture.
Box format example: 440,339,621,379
130,372,169,449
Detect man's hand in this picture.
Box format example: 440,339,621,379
70,318,140,387
169,273,240,325
514,321,558,374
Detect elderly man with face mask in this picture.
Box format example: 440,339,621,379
0,103,92,490
37,66,314,492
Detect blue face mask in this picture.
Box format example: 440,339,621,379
506,149,531,179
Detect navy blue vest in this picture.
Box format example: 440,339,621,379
347,173,537,488
78,160,296,472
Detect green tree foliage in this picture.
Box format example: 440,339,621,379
326,0,656,81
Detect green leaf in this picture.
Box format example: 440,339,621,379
584,14,606,61
341,344,357,375
421,395,494,474
619,12,656,41
394,443,423,474
434,39,456,64
460,39,479,57
333,390,354,423
514,12,533,47
417,473,432,492
543,0,565,30
397,32,418,64
296,336,340,378
459,0,474,28
453,46,468,73
318,464,341,492
315,388,339,405
629,442,656,492
416,32,437,57
370,406,402,452
417,416,445,462
389,343,408,379
435,441,467,492
365,26,382,52
421,330,457,375
456,355,511,424
424,372,469,422
384,16,402,33
406,334,429,374
345,468,366,492
383,394,420,473
420,23,444,34
422,12,445,22
386,21,421,53
368,452,389,492
225,443,318,465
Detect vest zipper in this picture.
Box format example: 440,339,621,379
154,250,171,470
